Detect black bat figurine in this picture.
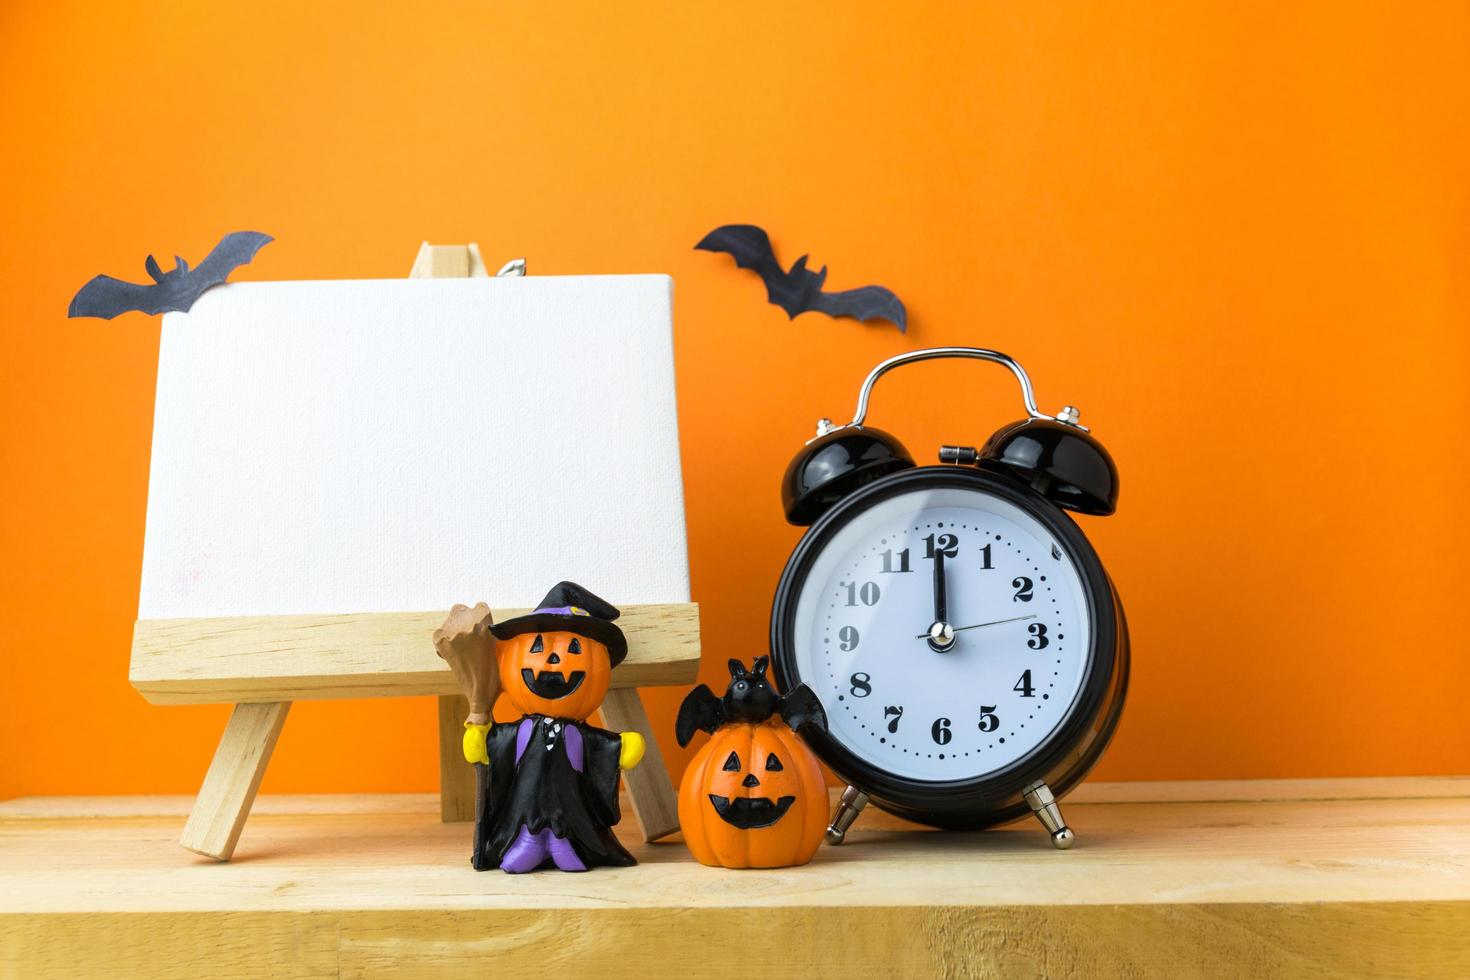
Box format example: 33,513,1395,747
68,231,273,320
695,223,906,332
676,656,828,748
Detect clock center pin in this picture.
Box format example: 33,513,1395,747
926,620,956,652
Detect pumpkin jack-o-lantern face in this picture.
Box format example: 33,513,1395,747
707,745,796,829
497,630,611,721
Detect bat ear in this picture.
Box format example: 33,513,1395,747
782,427,913,526
727,658,746,678
175,256,189,273
145,255,163,282
979,419,1118,516
751,656,769,676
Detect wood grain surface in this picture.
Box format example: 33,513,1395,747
129,602,701,704
2,778,1467,978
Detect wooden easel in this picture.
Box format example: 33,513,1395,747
131,243,697,861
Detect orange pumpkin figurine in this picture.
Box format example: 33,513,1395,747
676,657,829,868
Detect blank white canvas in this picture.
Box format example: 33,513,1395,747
138,275,689,619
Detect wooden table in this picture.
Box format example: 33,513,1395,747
2,778,1467,978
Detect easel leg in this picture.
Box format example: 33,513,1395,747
596,688,680,841
437,694,477,822
415,244,491,826
180,701,291,861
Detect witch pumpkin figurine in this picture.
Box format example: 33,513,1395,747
437,582,645,873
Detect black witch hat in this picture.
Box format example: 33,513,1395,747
490,581,627,667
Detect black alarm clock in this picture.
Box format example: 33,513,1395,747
770,347,1129,848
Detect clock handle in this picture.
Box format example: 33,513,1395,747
839,347,1088,434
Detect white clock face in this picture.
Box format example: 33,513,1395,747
791,485,1093,782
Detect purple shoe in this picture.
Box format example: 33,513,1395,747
548,834,587,872
499,826,551,874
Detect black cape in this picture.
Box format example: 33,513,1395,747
471,715,636,871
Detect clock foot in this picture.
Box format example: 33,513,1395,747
1022,780,1075,849
825,785,870,845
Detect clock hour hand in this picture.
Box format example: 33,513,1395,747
915,614,1036,639
932,549,947,625
924,550,955,651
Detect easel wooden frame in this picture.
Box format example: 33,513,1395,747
130,243,697,861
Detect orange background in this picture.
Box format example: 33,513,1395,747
2,2,1468,800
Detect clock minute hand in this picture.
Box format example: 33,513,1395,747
952,614,1038,632
915,614,1036,639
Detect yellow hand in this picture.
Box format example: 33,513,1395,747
619,731,645,770
463,722,491,765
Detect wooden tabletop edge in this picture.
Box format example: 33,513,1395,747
5,776,1468,819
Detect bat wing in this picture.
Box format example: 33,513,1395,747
179,231,274,309
67,231,273,320
695,224,786,286
809,284,908,332
778,684,828,734
68,275,164,319
675,684,725,747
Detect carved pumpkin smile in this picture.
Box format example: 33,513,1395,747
707,794,796,829
520,668,586,700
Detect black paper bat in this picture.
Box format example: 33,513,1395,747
676,656,828,747
695,223,906,332
68,231,273,319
